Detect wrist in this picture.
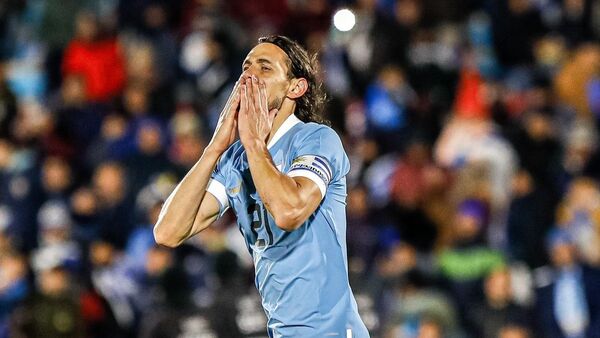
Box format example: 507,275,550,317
203,144,225,158
242,137,267,153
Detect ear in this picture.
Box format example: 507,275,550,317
286,78,308,99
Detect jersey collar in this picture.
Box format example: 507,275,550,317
267,113,302,149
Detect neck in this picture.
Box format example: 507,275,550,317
266,100,296,145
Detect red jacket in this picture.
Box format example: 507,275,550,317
62,38,126,102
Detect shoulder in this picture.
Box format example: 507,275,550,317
293,123,344,146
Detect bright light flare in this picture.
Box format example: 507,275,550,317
333,9,356,32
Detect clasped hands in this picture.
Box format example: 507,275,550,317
208,75,278,155
236,75,278,148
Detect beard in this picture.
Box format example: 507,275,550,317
268,95,284,111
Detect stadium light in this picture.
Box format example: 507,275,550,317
333,9,356,32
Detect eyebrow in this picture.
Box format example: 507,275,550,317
242,58,274,67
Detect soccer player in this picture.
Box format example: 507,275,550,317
154,35,369,337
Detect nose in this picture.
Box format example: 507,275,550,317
240,69,255,80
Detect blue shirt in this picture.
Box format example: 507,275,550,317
207,114,369,337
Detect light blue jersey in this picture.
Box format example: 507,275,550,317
207,114,369,337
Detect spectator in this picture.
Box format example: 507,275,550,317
507,170,556,268
364,64,415,153
40,156,74,202
92,162,134,248
124,118,173,196
556,177,600,266
383,270,460,338
47,74,105,157
467,267,531,338
498,324,531,338
10,265,85,338
88,240,137,334
31,201,82,274
437,198,505,322
535,228,600,338
0,251,28,338
62,11,126,102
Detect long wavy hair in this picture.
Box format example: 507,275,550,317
257,35,329,125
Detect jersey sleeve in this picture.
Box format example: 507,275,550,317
286,126,350,199
206,151,231,217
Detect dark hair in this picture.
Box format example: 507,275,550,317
257,35,329,125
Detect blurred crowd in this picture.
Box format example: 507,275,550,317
1,0,600,337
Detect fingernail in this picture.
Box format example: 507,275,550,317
252,75,257,82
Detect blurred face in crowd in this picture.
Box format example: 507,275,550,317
40,227,71,246
145,246,173,276
534,36,566,69
0,139,12,169
565,0,585,15
404,142,429,166
379,242,417,277
566,178,600,213
395,0,422,28
508,0,531,14
378,65,406,91
124,85,149,116
42,157,72,194
347,186,368,218
174,134,204,167
89,241,115,267
61,75,86,105
101,114,127,141
511,170,533,197
143,4,167,29
70,187,98,216
93,163,126,204
454,212,481,242
485,268,512,307
524,112,553,141
0,253,27,289
499,325,531,338
551,241,577,268
38,268,69,297
417,319,442,338
137,123,163,155
75,12,99,42
242,43,296,112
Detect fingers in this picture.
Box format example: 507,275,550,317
259,80,269,113
225,91,240,122
219,82,241,123
240,83,248,116
251,75,262,114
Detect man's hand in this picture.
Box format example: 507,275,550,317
206,80,241,154
238,75,278,147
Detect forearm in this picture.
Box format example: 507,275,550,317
154,147,222,246
244,139,306,230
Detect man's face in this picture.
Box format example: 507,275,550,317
241,43,292,111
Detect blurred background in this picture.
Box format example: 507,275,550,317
1,0,600,337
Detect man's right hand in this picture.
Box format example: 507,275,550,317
206,81,242,154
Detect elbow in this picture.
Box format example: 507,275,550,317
153,224,181,248
272,208,304,232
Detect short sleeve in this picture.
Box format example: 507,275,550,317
286,126,350,199
206,151,231,217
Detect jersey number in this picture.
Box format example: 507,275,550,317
247,202,274,247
